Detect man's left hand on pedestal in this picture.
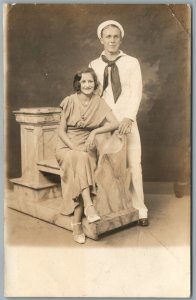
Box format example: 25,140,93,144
118,118,133,135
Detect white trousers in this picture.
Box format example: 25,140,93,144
127,122,148,219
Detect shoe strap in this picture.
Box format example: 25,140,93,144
71,222,82,226
84,204,93,215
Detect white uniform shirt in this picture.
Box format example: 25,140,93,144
89,50,142,122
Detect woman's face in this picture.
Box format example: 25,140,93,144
80,73,95,96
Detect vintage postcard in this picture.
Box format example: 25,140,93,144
4,4,191,297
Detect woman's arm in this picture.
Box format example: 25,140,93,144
85,111,119,150
58,111,75,150
94,111,119,135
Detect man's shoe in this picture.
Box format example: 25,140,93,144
138,218,149,226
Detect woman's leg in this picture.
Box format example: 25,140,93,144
72,200,86,244
73,202,84,235
81,187,100,220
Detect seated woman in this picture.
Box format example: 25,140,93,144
56,68,119,244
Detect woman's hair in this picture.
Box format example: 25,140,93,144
73,68,99,93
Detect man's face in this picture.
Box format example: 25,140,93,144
100,26,122,54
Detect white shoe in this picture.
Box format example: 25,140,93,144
71,222,86,244
84,204,101,223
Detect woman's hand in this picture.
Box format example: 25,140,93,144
85,131,96,151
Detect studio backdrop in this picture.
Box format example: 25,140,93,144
5,4,191,182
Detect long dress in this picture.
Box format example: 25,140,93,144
55,93,111,215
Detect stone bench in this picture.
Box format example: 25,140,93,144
37,158,60,175
8,107,139,240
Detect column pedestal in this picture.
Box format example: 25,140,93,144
10,107,62,201
8,107,139,240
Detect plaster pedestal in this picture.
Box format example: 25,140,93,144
7,195,139,240
10,107,62,201
8,107,139,240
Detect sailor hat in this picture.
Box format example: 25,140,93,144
97,20,124,39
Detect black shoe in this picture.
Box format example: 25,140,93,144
138,218,149,226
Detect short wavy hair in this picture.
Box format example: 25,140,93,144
73,68,99,93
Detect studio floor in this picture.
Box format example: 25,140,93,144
4,182,191,297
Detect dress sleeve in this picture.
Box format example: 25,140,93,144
59,96,72,119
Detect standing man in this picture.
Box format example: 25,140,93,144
89,20,148,226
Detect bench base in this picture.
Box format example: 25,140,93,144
7,194,139,240
10,177,62,202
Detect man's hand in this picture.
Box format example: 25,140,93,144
118,118,133,135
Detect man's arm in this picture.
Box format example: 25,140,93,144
118,59,142,134
127,58,143,121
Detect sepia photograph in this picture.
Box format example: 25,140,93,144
4,3,191,297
